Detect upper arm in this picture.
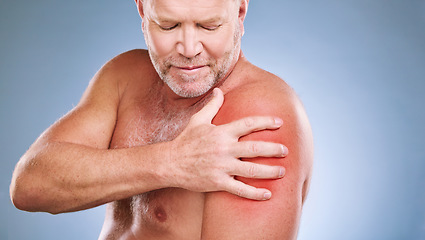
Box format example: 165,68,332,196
202,84,314,239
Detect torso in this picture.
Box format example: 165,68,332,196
103,79,211,239
98,49,296,239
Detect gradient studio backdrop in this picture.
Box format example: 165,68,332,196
1,1,424,239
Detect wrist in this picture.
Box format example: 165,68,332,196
151,141,177,189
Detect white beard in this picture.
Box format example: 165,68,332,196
145,23,242,98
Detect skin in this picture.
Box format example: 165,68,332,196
203,63,313,239
10,0,313,239
141,0,242,98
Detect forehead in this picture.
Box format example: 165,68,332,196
145,0,237,21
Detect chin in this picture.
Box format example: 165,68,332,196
170,85,212,98
164,75,217,98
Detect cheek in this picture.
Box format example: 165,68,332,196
146,30,176,57
202,28,237,59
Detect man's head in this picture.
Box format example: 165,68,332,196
135,0,249,98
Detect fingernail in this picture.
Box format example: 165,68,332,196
279,167,285,177
263,192,272,200
274,117,283,127
281,145,288,156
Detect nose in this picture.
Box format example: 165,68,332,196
176,25,203,59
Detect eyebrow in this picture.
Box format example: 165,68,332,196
155,17,176,23
155,16,224,24
199,16,223,24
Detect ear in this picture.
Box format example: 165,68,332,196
135,0,146,31
134,0,145,19
238,0,249,36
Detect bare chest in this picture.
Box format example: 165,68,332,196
108,98,205,238
111,103,191,148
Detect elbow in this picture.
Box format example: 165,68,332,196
10,170,40,212
10,179,61,215
10,168,59,214
10,155,41,212
10,161,29,211
10,176,36,212
10,146,66,214
10,190,31,212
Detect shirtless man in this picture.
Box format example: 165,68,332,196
10,0,313,239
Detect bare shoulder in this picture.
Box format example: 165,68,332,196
91,49,154,97
222,61,313,161
217,61,314,199
205,62,314,239
103,49,151,70
226,62,301,117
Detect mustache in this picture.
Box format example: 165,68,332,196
164,56,214,68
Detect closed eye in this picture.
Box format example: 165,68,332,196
159,24,179,31
199,24,222,31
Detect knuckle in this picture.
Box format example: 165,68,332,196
217,176,233,192
212,175,224,189
248,164,257,178
213,142,228,157
215,161,228,175
249,142,259,154
235,186,246,197
243,117,255,128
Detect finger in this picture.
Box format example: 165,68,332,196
225,179,273,200
230,161,285,179
191,88,224,124
222,116,283,137
232,141,288,158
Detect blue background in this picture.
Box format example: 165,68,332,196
1,1,424,239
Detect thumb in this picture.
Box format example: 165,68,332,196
191,88,224,124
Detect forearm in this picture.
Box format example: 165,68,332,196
10,141,171,214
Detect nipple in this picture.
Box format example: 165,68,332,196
154,206,167,222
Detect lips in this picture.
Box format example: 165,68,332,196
172,65,208,76
177,65,205,70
